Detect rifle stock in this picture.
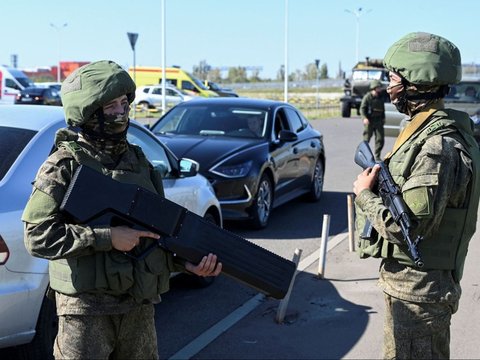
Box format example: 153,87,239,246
60,165,297,299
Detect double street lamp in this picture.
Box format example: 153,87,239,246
344,8,371,63
50,22,68,83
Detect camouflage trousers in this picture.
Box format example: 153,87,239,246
54,304,158,360
363,119,385,160
383,293,457,360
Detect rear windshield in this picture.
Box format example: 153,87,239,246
0,126,36,181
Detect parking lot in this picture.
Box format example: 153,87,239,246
2,115,479,359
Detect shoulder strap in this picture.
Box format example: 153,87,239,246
385,107,438,159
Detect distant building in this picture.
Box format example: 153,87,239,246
22,61,90,83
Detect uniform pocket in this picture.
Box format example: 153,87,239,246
104,250,134,292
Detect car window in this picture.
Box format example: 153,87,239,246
126,126,172,177
166,89,178,97
446,82,480,102
273,108,291,138
284,108,305,133
0,126,36,181
152,87,162,95
152,105,268,138
142,87,150,94
182,81,196,92
5,79,22,90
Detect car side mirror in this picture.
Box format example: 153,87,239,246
179,158,199,177
278,130,298,142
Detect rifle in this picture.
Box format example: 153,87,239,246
354,141,424,268
60,165,296,299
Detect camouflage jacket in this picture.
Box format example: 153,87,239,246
22,131,182,315
355,108,479,303
360,91,385,121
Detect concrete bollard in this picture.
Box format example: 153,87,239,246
317,214,330,279
276,248,303,324
347,194,356,252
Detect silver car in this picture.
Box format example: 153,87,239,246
0,105,222,357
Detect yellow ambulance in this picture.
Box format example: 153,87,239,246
128,66,218,97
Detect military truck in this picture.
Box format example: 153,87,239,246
340,57,389,117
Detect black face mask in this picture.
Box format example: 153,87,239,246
81,102,131,156
387,82,409,114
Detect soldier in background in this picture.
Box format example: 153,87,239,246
353,32,480,358
360,79,386,160
22,61,221,359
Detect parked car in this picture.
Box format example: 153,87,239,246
0,105,222,358
150,98,326,228
15,86,62,106
204,81,239,97
384,79,480,143
134,84,195,110
34,82,62,91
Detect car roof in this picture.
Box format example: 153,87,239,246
0,105,65,130
0,104,145,131
172,97,286,108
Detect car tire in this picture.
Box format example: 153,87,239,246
341,101,351,118
306,158,324,202
16,295,57,360
249,174,273,229
138,101,151,111
188,211,219,288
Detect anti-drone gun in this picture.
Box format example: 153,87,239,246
60,165,297,299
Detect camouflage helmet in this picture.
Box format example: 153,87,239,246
383,32,462,86
61,60,136,127
369,80,382,90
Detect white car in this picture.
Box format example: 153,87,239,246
0,105,222,358
134,85,195,110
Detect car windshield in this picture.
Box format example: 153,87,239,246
152,104,268,138
352,70,385,81
0,126,36,181
445,82,480,103
187,72,209,90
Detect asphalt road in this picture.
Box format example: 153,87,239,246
5,115,478,359
153,115,398,359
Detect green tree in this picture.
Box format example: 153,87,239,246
320,63,328,79
249,69,261,82
192,60,212,79
206,68,222,82
227,66,248,83
276,65,285,81
305,63,318,81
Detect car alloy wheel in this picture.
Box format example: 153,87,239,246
308,158,324,201
250,174,272,229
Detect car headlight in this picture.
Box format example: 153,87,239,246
210,160,252,178
471,114,480,125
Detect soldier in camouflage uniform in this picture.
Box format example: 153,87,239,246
22,61,222,360
360,79,386,160
353,32,480,359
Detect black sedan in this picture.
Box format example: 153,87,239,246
15,86,62,106
150,98,325,228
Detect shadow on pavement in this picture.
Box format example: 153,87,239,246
225,191,351,240
194,270,374,360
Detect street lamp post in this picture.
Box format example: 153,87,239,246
344,8,370,63
50,22,68,83
284,0,289,103
315,59,320,110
